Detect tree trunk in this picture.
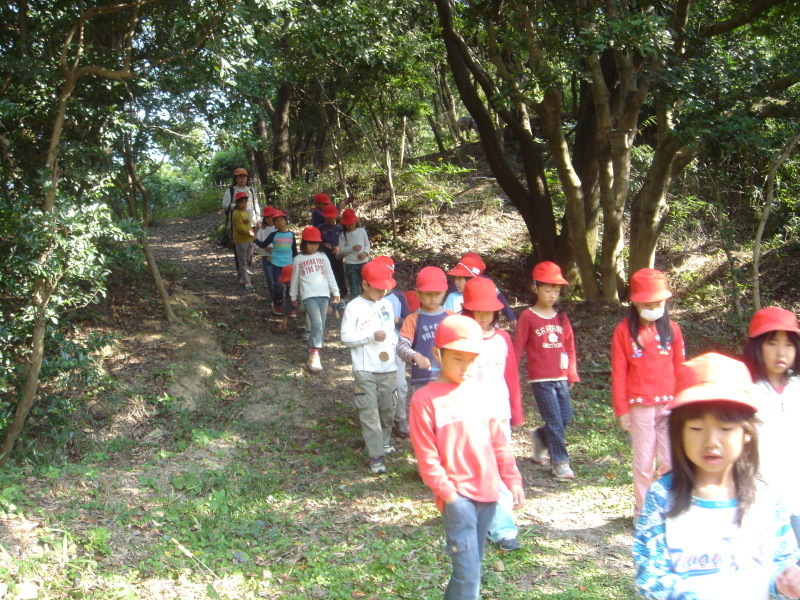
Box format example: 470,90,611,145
252,113,272,184
272,81,292,180
437,62,463,146
398,116,407,170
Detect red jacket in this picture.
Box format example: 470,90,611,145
409,381,522,512
610,318,685,417
513,308,580,383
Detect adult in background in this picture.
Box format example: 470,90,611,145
221,168,261,277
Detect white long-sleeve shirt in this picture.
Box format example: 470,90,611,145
340,296,397,374
289,252,338,302
338,227,370,265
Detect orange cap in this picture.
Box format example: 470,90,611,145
532,261,568,285
234,167,248,177
434,315,484,353
340,208,358,225
301,226,322,242
462,277,503,311
748,307,800,339
279,265,293,283
630,268,672,303
667,353,756,411
416,266,448,292
361,260,396,290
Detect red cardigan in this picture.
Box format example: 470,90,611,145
610,318,685,417
513,308,580,383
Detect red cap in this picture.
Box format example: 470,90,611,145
313,193,332,205
272,209,287,219
447,254,485,278
323,204,338,218
462,277,503,311
630,268,672,303
301,226,322,242
405,290,421,312
748,307,800,339
340,208,358,225
361,260,396,290
234,167,248,177
532,261,568,285
416,266,448,292
262,206,276,217
279,265,293,283
234,191,248,201
667,353,756,411
434,315,484,353
372,256,395,270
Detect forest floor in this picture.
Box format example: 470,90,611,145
5,182,799,599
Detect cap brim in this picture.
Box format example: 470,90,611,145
439,340,482,354
667,383,757,412
365,278,396,290
630,290,672,303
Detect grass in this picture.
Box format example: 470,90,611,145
0,368,639,599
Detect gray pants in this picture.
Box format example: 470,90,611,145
353,370,397,458
235,242,251,284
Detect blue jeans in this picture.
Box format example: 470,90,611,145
270,263,286,307
303,296,329,349
487,480,517,543
346,262,365,301
260,257,274,301
442,495,496,600
531,380,573,465
791,515,800,549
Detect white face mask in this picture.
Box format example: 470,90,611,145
638,306,665,322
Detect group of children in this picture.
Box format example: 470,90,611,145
224,174,800,600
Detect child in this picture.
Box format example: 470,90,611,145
256,209,297,315
443,253,484,313
409,315,526,600
634,352,800,599
340,259,398,474
339,208,370,301
231,192,256,290
444,252,517,326
513,261,579,480
611,268,684,512
310,192,332,227
318,204,347,306
743,306,800,545
290,226,340,372
372,256,412,438
397,266,453,389
256,206,277,301
461,276,524,551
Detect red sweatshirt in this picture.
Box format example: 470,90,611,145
409,380,522,512
610,318,685,417
513,308,580,383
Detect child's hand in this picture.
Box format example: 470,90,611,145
414,353,431,370
569,382,576,390
374,330,387,342
357,252,367,260
443,492,459,505
332,296,340,304
618,414,631,431
248,229,255,237
776,565,800,598
291,300,299,307
278,318,288,331
510,484,526,509
353,245,362,252
332,246,340,255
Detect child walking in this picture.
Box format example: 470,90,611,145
256,209,297,315
743,306,800,545
513,261,579,480
409,315,525,600
318,204,347,307
339,208,370,301
397,266,453,389
231,192,256,290
340,259,398,474
611,268,684,512
634,352,800,599
290,226,340,373
461,276,524,551
255,206,277,301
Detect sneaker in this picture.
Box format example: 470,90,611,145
394,420,410,439
497,538,521,552
532,426,549,464
383,444,396,455
244,283,254,291
369,457,386,474
274,305,283,316
307,350,323,373
553,463,575,480
300,331,310,341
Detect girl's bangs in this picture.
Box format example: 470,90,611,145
678,401,755,424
